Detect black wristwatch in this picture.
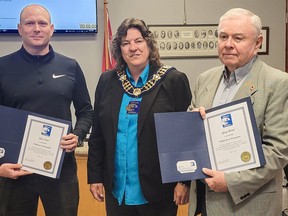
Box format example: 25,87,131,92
76,136,84,147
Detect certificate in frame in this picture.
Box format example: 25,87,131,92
18,115,69,178
154,97,265,183
0,105,71,179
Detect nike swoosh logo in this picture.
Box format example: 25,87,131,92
52,74,66,79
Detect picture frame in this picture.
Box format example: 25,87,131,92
148,25,270,58
148,24,218,58
258,26,269,55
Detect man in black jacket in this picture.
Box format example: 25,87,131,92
0,4,93,216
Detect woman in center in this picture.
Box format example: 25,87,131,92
88,18,192,216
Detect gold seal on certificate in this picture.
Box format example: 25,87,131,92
241,152,251,162
44,161,52,170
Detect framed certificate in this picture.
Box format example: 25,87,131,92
0,105,71,178
18,115,69,178
154,97,265,183
204,98,264,172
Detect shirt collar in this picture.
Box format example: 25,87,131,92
223,55,257,84
19,45,55,63
126,64,150,87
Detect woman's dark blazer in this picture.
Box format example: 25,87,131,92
88,65,192,202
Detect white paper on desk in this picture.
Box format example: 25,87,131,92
18,115,69,178
204,101,261,172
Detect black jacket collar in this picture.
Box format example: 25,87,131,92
19,45,55,63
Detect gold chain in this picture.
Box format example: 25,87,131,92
117,65,173,97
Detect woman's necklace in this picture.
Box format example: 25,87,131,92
117,65,173,97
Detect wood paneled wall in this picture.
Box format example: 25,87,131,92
37,155,189,216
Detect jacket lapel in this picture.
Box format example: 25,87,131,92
233,58,261,104
201,68,223,109
137,66,161,137
110,74,125,140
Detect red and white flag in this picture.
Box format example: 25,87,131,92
102,4,116,72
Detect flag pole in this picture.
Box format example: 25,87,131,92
104,0,109,71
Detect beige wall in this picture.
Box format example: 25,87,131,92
0,0,285,124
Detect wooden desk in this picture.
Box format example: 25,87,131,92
38,154,188,216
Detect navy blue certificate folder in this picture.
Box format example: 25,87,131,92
154,97,265,183
0,105,71,178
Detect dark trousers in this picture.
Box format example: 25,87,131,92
1,173,79,216
196,180,207,216
0,177,11,216
105,190,178,216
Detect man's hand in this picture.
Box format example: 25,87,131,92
0,163,32,179
90,183,105,202
173,182,189,205
202,168,228,192
60,133,78,152
193,106,206,119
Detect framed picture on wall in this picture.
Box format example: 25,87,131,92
148,24,218,59
148,24,269,58
258,26,269,55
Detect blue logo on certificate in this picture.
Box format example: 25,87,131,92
41,125,52,137
221,114,233,128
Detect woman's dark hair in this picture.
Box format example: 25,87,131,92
112,18,162,71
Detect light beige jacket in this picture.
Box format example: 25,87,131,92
189,57,288,216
